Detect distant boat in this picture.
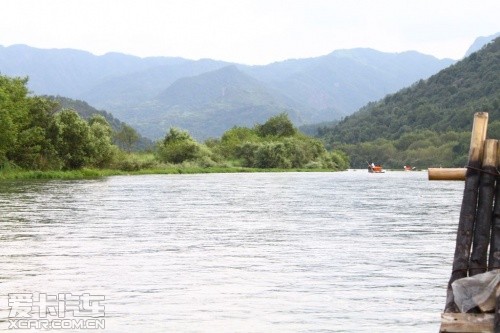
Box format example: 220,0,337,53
403,165,416,171
368,163,385,173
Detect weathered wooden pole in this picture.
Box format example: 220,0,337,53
469,139,498,276
428,168,467,181
489,142,500,270
445,112,489,313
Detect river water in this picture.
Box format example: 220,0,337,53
0,171,463,332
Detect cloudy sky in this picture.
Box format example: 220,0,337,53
1,0,499,65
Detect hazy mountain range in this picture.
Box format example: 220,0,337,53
1,34,496,139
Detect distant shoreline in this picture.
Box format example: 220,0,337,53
0,167,340,181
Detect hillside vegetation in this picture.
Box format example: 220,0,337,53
0,74,347,178
48,96,153,151
0,44,454,139
321,37,500,169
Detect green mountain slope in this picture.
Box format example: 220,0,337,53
80,59,231,110
321,37,500,168
465,32,500,57
247,48,454,119
129,66,302,140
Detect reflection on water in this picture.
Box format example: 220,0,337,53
0,171,463,332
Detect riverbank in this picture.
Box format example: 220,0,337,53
0,166,339,181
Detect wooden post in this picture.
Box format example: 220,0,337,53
489,142,500,270
470,139,498,276
445,112,489,313
429,168,467,181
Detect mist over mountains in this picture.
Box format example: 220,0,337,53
0,43,458,139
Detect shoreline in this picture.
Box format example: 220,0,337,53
0,167,340,181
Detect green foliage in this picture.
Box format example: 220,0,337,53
256,112,297,137
219,126,261,158
322,150,350,170
50,96,153,151
88,115,116,168
254,142,292,168
0,74,136,171
338,130,469,169
10,98,60,170
52,110,95,169
210,113,348,170
0,76,29,164
0,108,16,164
157,128,204,164
152,113,348,170
0,73,345,175
235,142,261,167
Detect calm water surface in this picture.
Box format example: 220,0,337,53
0,171,463,332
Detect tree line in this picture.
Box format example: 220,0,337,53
157,113,349,170
0,74,348,173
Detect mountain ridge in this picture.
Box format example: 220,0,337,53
320,37,500,168
0,43,457,139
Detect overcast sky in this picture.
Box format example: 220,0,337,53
1,0,499,65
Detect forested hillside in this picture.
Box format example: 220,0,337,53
129,66,303,139
321,37,500,169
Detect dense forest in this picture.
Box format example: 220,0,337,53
320,37,500,169
0,74,348,176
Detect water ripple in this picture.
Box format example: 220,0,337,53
0,171,462,332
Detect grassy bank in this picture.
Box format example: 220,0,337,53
0,166,339,181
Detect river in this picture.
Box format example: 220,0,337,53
0,170,463,332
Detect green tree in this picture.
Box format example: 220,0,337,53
0,75,30,165
0,109,16,165
157,128,201,164
51,110,94,169
115,124,140,153
254,142,292,168
219,126,260,158
89,115,116,167
9,97,60,170
256,113,297,138
235,142,261,167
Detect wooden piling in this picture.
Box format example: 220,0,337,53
489,142,500,270
428,168,467,181
469,139,498,276
445,112,489,313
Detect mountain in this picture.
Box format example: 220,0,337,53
320,37,500,168
245,48,454,118
464,32,500,57
107,49,453,139
129,66,303,139
0,44,184,97
0,44,455,139
80,58,231,110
